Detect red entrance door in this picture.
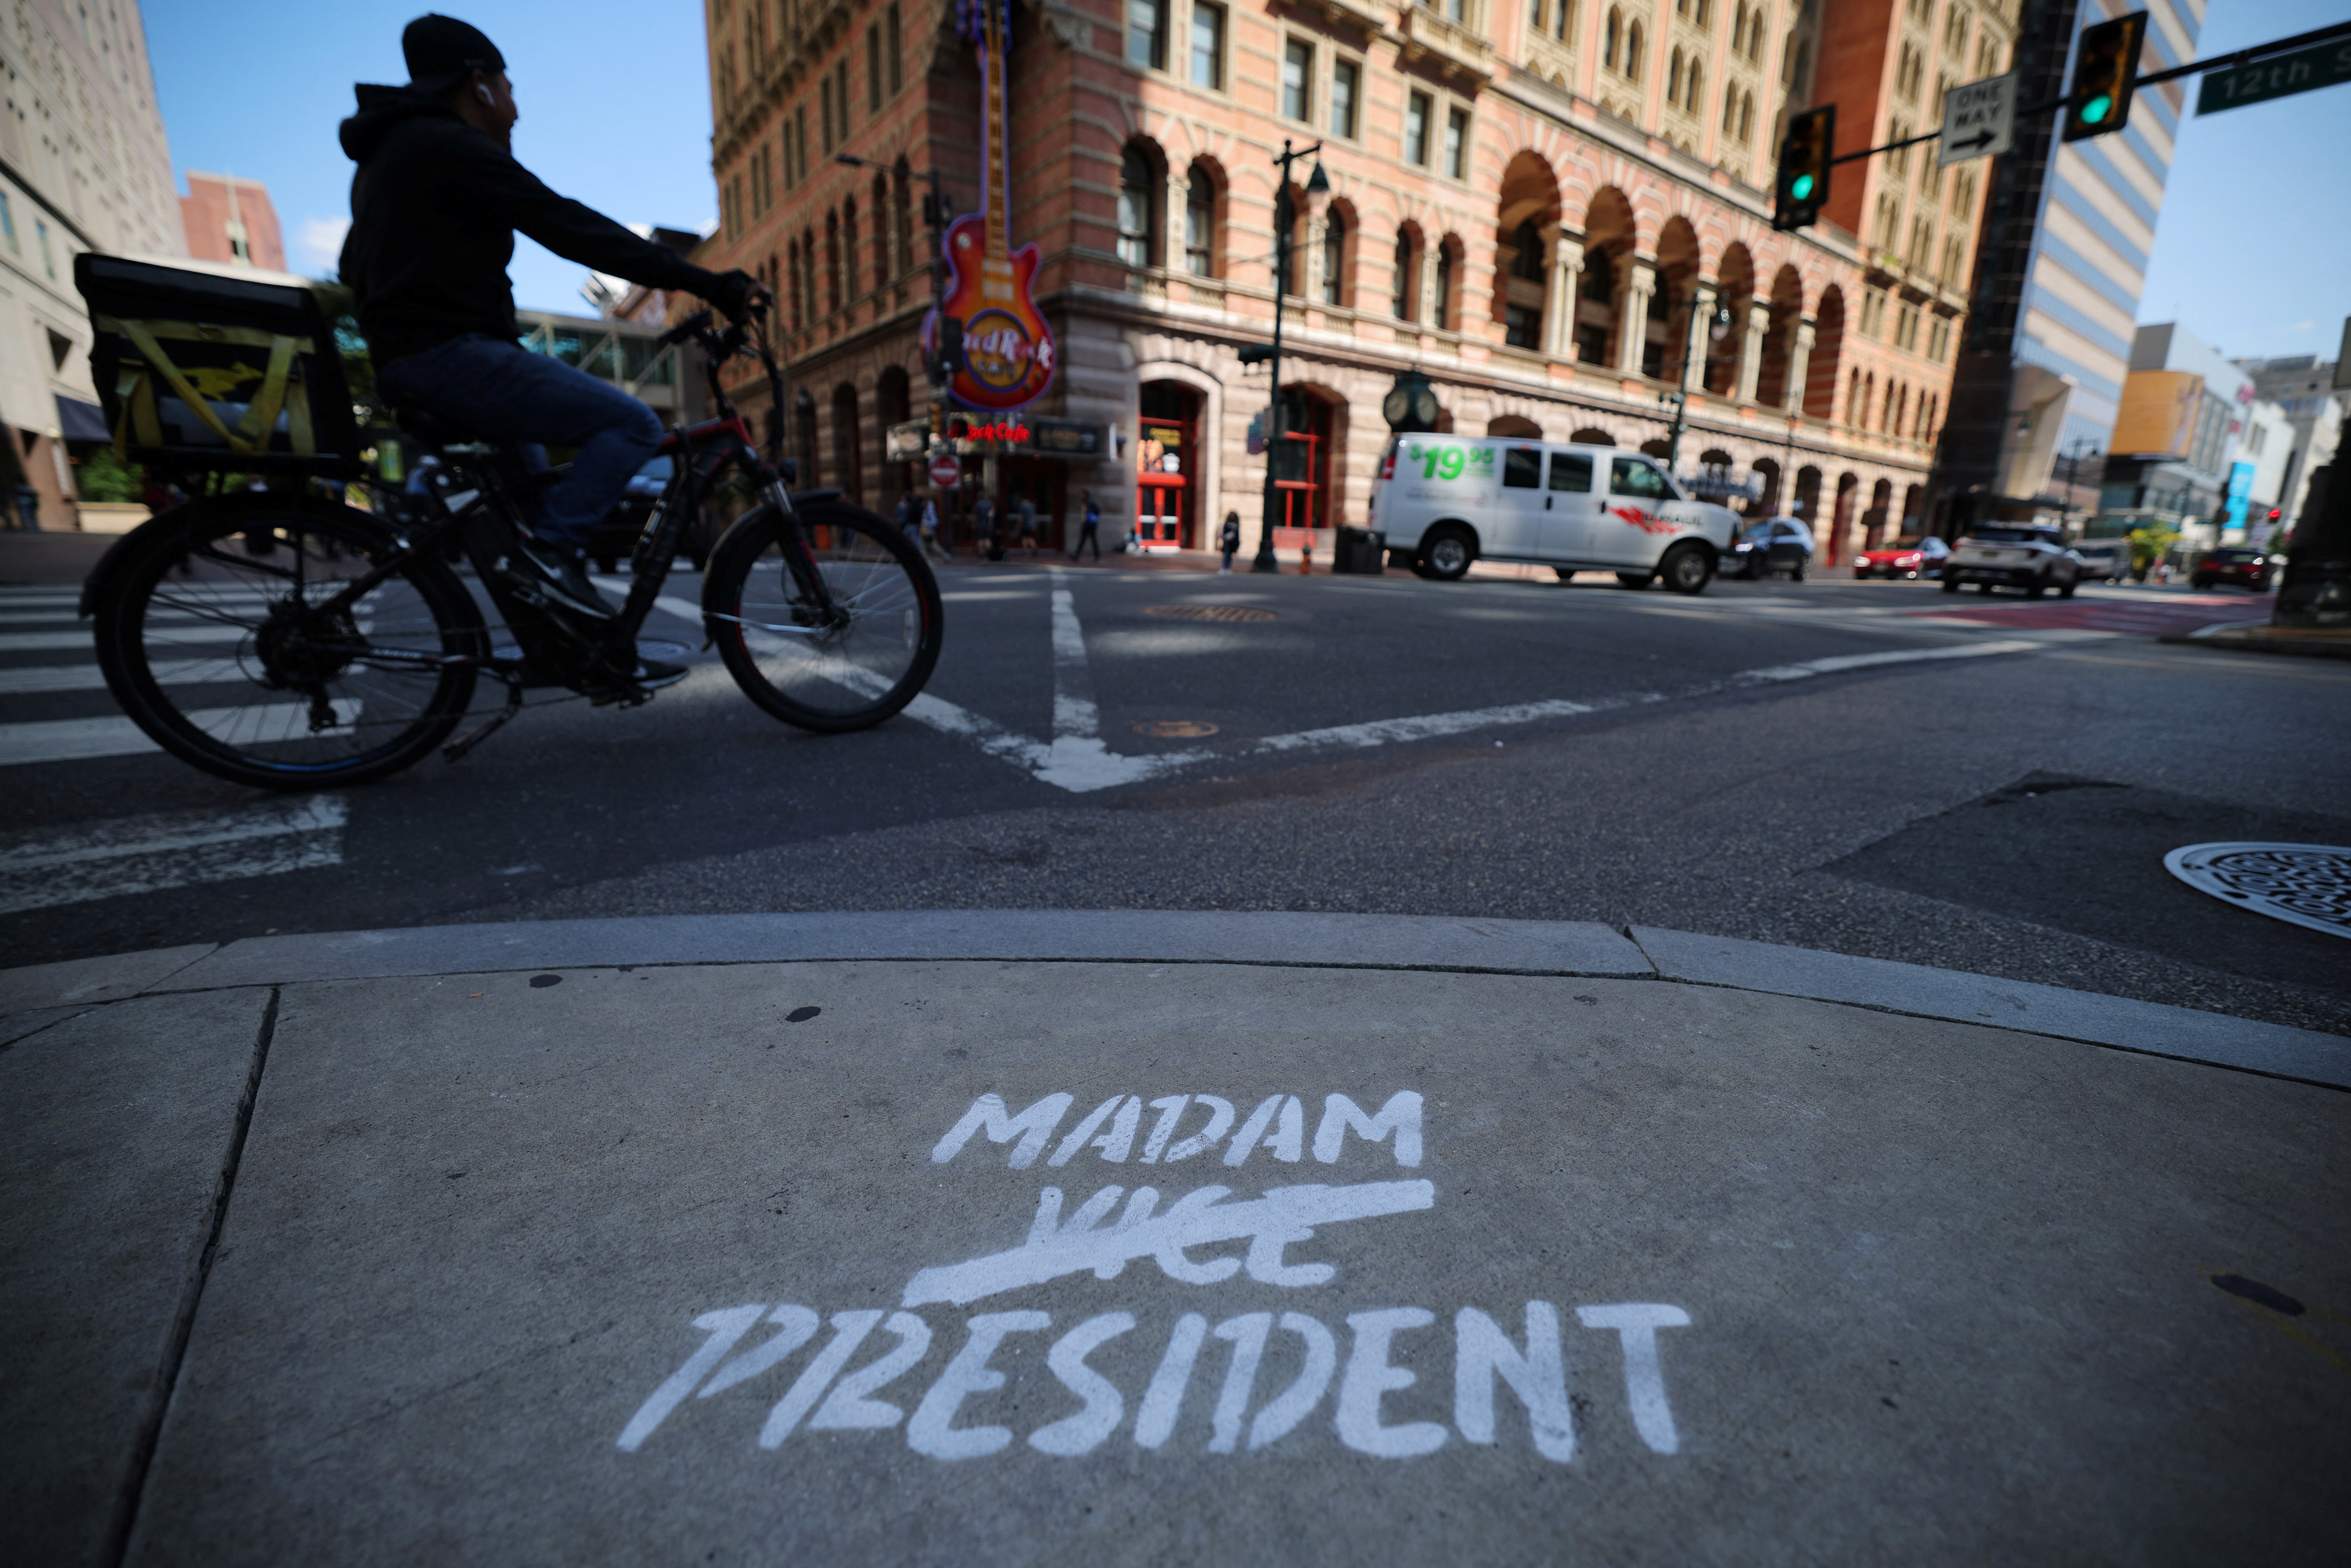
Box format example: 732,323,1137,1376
1136,415,1194,550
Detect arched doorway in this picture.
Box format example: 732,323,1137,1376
1136,380,1203,550
1706,243,1754,395
1495,152,1560,350
1793,464,1822,534
1570,426,1615,445
1650,216,1700,381
1579,188,1635,366
1864,477,1893,549
1829,472,1859,565
1270,384,1337,536
1488,414,1542,437
794,389,820,487
1757,265,1802,408
876,366,913,509
1751,456,1782,516
831,384,863,505
1806,288,1845,420
1902,482,1925,534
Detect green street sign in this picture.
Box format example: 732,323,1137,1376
2198,37,2351,115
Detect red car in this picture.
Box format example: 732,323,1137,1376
1853,535,1951,579
2190,547,2281,591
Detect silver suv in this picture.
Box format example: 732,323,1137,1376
1942,525,2082,599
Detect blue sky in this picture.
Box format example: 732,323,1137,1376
2132,0,2351,362
147,0,2351,357
147,0,718,315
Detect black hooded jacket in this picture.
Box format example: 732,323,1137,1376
339,84,721,365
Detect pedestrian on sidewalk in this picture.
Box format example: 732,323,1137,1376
1016,492,1040,556
1071,489,1101,561
919,491,950,563
1218,511,1241,573
894,489,915,549
975,491,1000,561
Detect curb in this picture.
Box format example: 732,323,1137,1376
2,910,2345,1091
2163,619,2351,659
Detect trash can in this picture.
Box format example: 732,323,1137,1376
1334,526,1386,574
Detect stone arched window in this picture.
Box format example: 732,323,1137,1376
1185,162,1218,276
1625,21,1645,79
893,161,914,280
1739,90,1754,142
824,211,842,313
1604,7,1620,69
1393,228,1418,320
1433,237,1458,331
871,174,892,291
1321,207,1348,306
1668,48,1683,102
1118,145,1159,268
1555,0,1574,39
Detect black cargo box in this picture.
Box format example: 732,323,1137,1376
74,253,360,477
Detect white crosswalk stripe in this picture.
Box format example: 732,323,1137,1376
0,795,347,914
0,658,235,695
0,701,362,766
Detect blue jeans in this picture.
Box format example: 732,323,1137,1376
379,333,661,555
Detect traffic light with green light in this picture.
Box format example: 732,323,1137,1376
2064,11,2147,141
1773,106,1835,232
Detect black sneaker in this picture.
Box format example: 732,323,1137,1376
581,653,688,704
509,537,614,620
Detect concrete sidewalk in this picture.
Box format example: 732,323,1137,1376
4,912,2346,1566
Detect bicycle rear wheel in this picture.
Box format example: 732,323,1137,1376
92,496,486,789
704,499,943,732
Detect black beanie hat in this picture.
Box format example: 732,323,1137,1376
403,14,505,94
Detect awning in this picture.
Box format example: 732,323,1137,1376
55,393,109,443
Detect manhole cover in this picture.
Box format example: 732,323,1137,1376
1132,719,1219,738
1142,604,1277,623
2164,842,2351,941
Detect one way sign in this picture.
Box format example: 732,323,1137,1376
1939,71,2018,166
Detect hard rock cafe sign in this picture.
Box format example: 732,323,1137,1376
927,0,1056,413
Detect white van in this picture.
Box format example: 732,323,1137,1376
1367,435,1740,593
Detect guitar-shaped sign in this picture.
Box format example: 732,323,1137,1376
927,0,1055,411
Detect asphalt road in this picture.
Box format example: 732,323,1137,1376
5,534,2346,1034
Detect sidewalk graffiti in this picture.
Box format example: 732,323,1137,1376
617,1087,1692,1463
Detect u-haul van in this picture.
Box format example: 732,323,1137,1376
1368,435,1739,593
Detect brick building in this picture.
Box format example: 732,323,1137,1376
699,0,2010,561
179,172,286,273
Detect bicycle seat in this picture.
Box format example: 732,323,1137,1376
392,406,494,449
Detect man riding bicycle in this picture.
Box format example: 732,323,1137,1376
339,14,762,638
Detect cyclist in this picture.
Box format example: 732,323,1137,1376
338,14,761,631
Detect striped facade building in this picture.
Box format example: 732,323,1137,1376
1983,0,2201,511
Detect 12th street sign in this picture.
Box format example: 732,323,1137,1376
1939,72,2017,166
2198,36,2351,115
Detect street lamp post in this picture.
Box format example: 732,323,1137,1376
1253,141,1328,574
1663,293,1734,473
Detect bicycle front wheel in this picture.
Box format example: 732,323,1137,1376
92,496,486,789
705,499,943,732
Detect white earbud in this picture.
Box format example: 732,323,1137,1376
476,83,494,106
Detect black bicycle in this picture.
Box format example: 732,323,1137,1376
80,310,943,790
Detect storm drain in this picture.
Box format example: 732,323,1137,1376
1142,604,1277,623
2164,842,2351,941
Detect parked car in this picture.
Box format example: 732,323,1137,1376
589,456,717,573
1853,535,1949,579
2190,546,2282,591
1725,516,1813,580
1941,524,2083,598
2070,537,2131,583
1369,435,1739,594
